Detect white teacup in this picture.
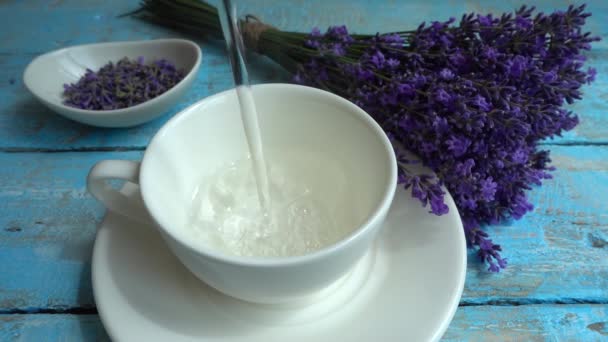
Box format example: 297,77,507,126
87,84,397,304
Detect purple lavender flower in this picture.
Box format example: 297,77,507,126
381,33,405,46
445,135,471,157
479,177,498,201
305,37,321,49
399,166,449,215
370,51,386,68
515,15,533,29
477,14,493,27
439,68,455,80
543,70,558,83
386,58,400,69
508,55,527,77
434,88,452,106
482,46,498,60
586,67,597,84
62,57,185,110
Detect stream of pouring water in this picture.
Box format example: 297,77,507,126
188,0,352,257
218,0,270,211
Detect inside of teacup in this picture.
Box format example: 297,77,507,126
141,85,393,259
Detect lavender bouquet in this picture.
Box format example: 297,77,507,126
132,1,599,271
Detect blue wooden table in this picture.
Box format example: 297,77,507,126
1,0,607,340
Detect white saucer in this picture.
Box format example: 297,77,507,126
92,184,466,342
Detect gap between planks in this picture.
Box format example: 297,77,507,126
0,307,97,315
459,299,608,307
0,141,607,153
0,146,146,153
2,300,608,315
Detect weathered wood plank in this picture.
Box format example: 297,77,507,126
0,0,606,340
444,304,608,341
1,304,606,341
0,314,110,342
0,146,606,310
1,0,606,50
0,151,141,311
0,0,469,54
462,145,608,304
0,0,605,149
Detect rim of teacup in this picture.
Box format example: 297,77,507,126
140,83,398,267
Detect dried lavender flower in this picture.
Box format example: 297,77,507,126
62,57,185,110
292,5,599,271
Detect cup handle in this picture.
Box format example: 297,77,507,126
87,160,152,223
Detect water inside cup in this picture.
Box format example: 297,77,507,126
187,147,359,257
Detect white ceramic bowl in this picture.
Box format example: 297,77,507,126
23,39,201,127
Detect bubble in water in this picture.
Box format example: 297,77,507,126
187,155,351,258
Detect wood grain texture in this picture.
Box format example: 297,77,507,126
0,0,606,149
0,314,110,342
1,304,606,341
444,304,608,341
0,151,142,311
0,146,605,311
0,0,607,340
